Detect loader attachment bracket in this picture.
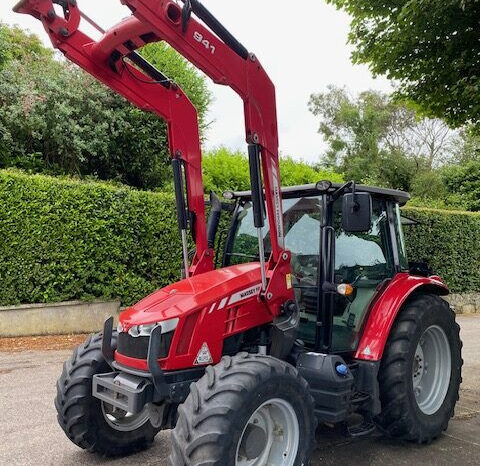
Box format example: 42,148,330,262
14,0,81,38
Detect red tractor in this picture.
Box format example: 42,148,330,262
15,1,462,464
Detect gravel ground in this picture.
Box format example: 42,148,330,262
0,314,479,466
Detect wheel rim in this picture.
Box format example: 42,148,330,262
235,398,299,466
412,325,451,415
101,401,150,432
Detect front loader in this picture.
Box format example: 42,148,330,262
15,1,462,465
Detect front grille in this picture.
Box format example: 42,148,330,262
117,331,174,360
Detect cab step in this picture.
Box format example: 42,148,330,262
347,420,377,438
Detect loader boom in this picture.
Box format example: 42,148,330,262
15,0,293,313
14,0,213,276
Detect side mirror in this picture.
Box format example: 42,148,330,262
342,192,372,232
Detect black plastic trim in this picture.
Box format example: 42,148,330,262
181,0,249,60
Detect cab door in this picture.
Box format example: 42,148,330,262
330,198,395,353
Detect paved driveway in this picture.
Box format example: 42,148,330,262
1,315,479,466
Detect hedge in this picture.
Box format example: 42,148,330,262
1,170,479,307
0,170,183,306
202,148,344,193
403,207,480,293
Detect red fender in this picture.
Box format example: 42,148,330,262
355,273,449,361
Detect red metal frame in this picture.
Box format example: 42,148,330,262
120,0,289,300
15,0,293,372
15,0,291,307
355,273,448,361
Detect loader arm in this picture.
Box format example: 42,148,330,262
123,0,286,260
15,0,294,315
121,0,293,311
14,0,213,276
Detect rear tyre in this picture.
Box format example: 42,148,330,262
54,332,159,456
376,294,462,443
169,353,316,466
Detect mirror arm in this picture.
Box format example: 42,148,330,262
350,182,360,213
329,180,355,204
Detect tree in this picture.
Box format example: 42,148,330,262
0,57,169,188
384,108,456,169
308,86,457,192
454,127,480,163
0,23,52,69
0,25,212,190
327,0,480,129
0,25,8,69
309,86,392,182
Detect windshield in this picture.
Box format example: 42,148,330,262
225,196,324,265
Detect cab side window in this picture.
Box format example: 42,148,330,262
331,198,395,352
334,198,394,283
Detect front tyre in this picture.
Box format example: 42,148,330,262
376,294,462,443
170,353,316,466
54,332,159,456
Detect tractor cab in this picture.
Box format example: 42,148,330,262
223,182,411,355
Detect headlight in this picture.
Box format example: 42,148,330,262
124,318,179,338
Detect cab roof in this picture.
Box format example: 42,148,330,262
227,183,411,206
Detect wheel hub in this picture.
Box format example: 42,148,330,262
412,325,452,415
238,424,267,460
236,399,299,466
101,401,150,432
413,344,425,383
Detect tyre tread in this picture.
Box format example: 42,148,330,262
169,353,316,466
376,294,462,443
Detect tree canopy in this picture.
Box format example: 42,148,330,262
0,24,212,190
327,0,480,129
0,23,52,69
309,86,457,194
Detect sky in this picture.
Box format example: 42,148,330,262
1,0,392,163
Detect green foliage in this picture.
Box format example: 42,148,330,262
0,170,183,307
202,147,343,194
309,86,457,192
1,169,479,307
455,127,480,163
0,25,8,70
326,0,480,128
407,196,464,211
404,207,480,292
410,171,446,201
202,148,251,193
0,25,211,190
442,161,480,211
309,87,393,180
140,42,211,130
280,157,344,186
0,23,52,70
0,57,172,189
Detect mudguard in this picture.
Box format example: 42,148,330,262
355,273,448,361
